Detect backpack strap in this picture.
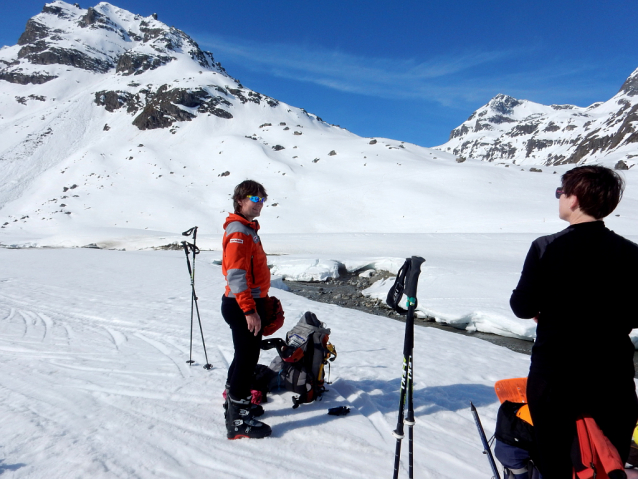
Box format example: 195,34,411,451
260,338,304,363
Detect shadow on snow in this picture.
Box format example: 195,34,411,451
265,378,497,436
0,459,27,474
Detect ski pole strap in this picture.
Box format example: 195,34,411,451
181,241,200,255
386,256,425,314
260,338,286,351
260,338,304,363
386,260,409,313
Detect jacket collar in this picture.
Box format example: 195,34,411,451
223,213,260,231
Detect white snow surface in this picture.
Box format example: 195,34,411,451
2,3,638,476
0,248,535,478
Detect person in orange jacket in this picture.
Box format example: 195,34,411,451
221,180,272,439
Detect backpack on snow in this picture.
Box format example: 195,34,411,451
261,311,337,408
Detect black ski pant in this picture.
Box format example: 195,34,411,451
527,371,638,479
221,296,266,401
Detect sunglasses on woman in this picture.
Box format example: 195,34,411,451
246,195,266,203
555,187,564,199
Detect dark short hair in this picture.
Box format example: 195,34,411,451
561,165,624,219
232,180,267,213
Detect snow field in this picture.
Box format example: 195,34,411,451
0,248,534,478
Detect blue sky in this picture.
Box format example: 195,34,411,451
3,0,638,147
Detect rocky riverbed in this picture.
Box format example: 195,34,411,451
284,271,638,377
284,270,534,355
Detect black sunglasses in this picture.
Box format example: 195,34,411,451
555,187,564,199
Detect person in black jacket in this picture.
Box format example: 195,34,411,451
510,165,638,479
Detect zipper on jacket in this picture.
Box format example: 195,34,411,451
251,255,255,283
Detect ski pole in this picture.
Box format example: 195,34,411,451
389,256,425,479
470,402,501,479
393,355,409,478
181,227,212,370
407,355,415,479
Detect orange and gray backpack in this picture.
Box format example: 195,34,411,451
262,311,337,408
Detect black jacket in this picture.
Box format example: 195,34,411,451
510,221,638,382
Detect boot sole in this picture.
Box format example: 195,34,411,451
227,433,271,440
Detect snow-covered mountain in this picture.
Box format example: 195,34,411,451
0,1,372,239
436,71,638,168
2,1,638,249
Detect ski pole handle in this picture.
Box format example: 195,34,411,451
404,256,425,304
182,226,198,238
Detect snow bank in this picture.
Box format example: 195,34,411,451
362,277,537,341
268,257,341,281
266,255,406,281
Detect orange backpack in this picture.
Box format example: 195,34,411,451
495,378,626,479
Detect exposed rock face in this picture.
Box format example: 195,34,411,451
489,94,521,115
0,70,57,84
94,90,140,113
17,20,50,45
19,45,114,72
620,71,638,97
95,86,234,130
227,88,279,107
132,86,233,130
115,52,172,75
437,69,638,166
615,160,630,170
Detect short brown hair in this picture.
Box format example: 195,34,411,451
562,165,624,219
232,180,267,213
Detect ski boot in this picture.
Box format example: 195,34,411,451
226,395,272,439
223,386,264,418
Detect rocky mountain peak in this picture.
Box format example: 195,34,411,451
487,93,522,115
437,69,638,167
1,1,223,84
619,67,638,97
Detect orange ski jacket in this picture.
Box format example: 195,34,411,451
222,213,270,315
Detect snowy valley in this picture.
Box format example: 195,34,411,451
1,2,638,478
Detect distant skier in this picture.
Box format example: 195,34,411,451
510,165,638,478
221,180,272,439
